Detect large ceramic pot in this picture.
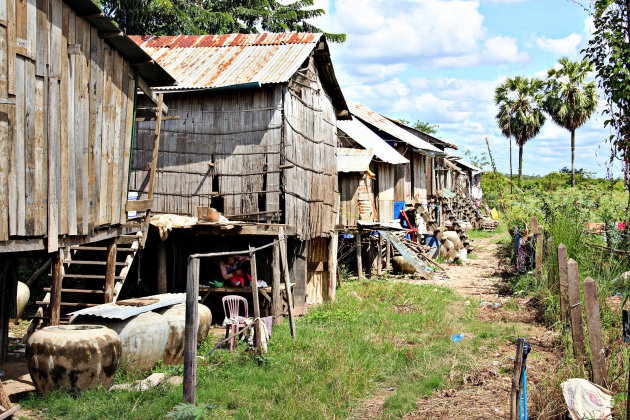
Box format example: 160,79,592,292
71,311,169,371
198,303,212,342
10,281,30,322
26,325,121,394
156,303,212,364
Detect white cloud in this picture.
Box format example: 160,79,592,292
536,33,583,55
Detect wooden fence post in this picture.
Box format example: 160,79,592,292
104,239,117,302
271,242,282,325
183,257,199,404
510,338,525,420
568,258,587,371
278,227,296,339
377,234,383,276
50,249,63,326
356,231,363,280
583,277,607,387
249,246,260,319
558,244,569,319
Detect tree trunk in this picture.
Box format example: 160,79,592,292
571,129,576,188
509,136,513,194
518,144,524,187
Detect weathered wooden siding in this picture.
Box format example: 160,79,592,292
377,162,394,222
306,237,329,305
413,152,427,202
283,56,337,239
132,87,283,219
0,0,136,244
339,173,360,227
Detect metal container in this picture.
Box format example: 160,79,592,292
26,325,121,394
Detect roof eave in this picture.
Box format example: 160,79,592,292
313,36,349,119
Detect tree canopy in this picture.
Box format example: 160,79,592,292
97,0,346,42
399,119,439,135
543,57,598,187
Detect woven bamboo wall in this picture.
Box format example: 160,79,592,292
0,0,136,242
283,56,337,239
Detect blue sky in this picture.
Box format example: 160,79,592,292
311,0,619,177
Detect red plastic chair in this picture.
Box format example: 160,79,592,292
222,295,248,350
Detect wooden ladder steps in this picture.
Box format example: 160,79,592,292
43,288,104,294
63,260,128,266
35,301,99,307
70,246,136,252
47,273,124,280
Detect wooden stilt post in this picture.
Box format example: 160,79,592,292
183,257,199,404
278,227,296,339
104,238,117,303
249,246,260,319
558,244,569,318
157,241,167,294
583,277,607,387
327,234,338,302
50,249,63,326
386,239,391,270
568,258,586,371
355,231,363,280
377,233,382,276
271,242,282,325
510,338,525,420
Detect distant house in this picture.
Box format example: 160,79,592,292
0,0,175,360
130,33,348,311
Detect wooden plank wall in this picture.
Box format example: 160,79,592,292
132,87,283,220
0,0,136,245
377,162,394,222
338,173,360,227
283,56,337,240
306,237,328,305
412,152,427,202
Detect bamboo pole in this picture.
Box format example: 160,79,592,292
271,243,282,325
356,232,363,280
377,234,382,276
484,137,507,214
278,227,296,339
583,277,607,387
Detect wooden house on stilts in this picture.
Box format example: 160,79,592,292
129,33,348,315
0,0,176,360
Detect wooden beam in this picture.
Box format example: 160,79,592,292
125,198,153,212
49,249,63,326
250,246,260,319
355,232,363,280
183,257,199,404
278,227,296,339
25,259,51,287
141,93,163,248
136,76,168,114
157,241,167,294
583,277,607,387
104,239,117,303
327,234,338,302
271,242,282,325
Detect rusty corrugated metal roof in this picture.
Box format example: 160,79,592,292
337,117,408,165
346,101,441,153
130,33,322,91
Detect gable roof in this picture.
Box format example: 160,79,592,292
63,0,175,86
337,117,408,165
386,117,458,150
130,33,348,115
346,101,441,153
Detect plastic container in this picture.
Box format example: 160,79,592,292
451,333,464,342
425,235,440,259
393,201,405,221
127,191,138,217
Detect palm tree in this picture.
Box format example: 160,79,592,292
495,76,547,187
543,58,598,187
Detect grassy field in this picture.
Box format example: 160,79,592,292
20,280,529,419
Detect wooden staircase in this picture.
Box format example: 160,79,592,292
34,234,140,324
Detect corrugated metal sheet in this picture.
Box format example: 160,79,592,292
130,33,322,90
337,148,374,173
346,101,441,153
67,293,186,320
337,117,408,165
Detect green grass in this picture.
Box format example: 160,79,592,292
21,281,528,419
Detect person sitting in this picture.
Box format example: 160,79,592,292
220,255,251,287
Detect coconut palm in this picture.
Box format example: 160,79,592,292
543,58,598,187
495,76,547,187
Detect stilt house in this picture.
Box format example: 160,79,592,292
0,0,175,360
130,33,348,312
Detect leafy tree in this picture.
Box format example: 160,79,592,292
398,119,439,135
494,76,547,187
97,0,346,42
463,149,490,170
543,58,598,188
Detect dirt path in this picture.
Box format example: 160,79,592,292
354,231,564,419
